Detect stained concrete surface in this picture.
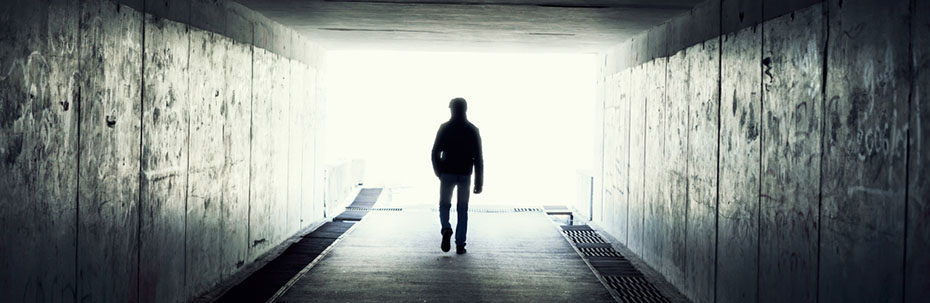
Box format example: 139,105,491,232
642,58,667,273
1,1,326,302
717,24,760,303
906,0,930,300
287,58,303,233
3,0,928,302
598,0,927,302
187,29,229,296
626,63,647,256
759,6,823,302
821,0,910,301
602,70,630,247
270,54,291,240
139,16,191,303
277,210,615,302
249,47,276,263
76,1,144,302
683,39,719,303
661,50,688,290
221,39,253,285
0,1,80,301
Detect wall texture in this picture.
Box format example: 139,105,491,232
598,0,927,302
907,1,930,301
0,0,327,302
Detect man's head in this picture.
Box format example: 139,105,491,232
449,97,467,117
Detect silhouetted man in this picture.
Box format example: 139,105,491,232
432,97,483,254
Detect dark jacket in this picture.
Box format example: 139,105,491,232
431,117,483,188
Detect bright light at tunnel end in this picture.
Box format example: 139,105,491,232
325,50,598,206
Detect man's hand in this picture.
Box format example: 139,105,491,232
473,186,482,194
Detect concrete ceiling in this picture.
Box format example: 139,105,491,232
233,0,705,53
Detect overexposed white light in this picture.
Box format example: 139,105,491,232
325,51,596,206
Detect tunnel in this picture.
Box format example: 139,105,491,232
0,0,927,302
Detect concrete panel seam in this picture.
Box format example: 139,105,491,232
641,67,646,258
183,23,192,298
246,27,254,262
74,12,84,302
756,2,765,302
137,8,146,303
714,2,723,302
717,2,724,298
600,71,607,225
626,68,632,245
817,2,828,301
903,0,915,299
683,54,691,302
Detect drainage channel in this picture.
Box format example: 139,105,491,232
214,188,383,303
429,207,544,213
559,224,674,303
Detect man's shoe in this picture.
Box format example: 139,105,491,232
441,229,453,252
456,245,466,254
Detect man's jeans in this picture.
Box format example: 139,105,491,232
439,173,470,246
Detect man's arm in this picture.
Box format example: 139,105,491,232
431,127,443,178
473,129,483,193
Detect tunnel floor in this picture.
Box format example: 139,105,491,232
273,209,614,302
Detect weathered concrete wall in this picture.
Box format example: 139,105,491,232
906,0,930,301
221,37,253,287
598,0,925,302
717,23,761,303
663,49,688,290
270,54,291,241
186,29,227,297
627,60,647,255
602,69,629,242
0,1,80,302
821,0,910,301
139,15,190,303
248,48,276,262
642,57,666,270
683,38,719,303
760,5,823,303
0,0,327,302
76,1,144,302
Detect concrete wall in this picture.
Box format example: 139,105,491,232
597,0,927,302
323,159,364,217
0,0,327,302
907,1,930,301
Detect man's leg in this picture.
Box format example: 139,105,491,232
454,174,471,247
438,174,456,252
438,174,454,231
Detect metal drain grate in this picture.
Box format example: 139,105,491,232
563,230,600,237
563,230,607,244
616,295,672,303
561,225,594,231
559,225,674,303
578,247,623,257
603,276,652,284
464,208,509,213
431,207,540,213
605,276,670,303
345,207,403,211
568,235,607,244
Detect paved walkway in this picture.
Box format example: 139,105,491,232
276,209,615,302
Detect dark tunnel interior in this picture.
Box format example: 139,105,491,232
0,0,927,302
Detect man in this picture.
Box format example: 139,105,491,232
431,97,483,254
